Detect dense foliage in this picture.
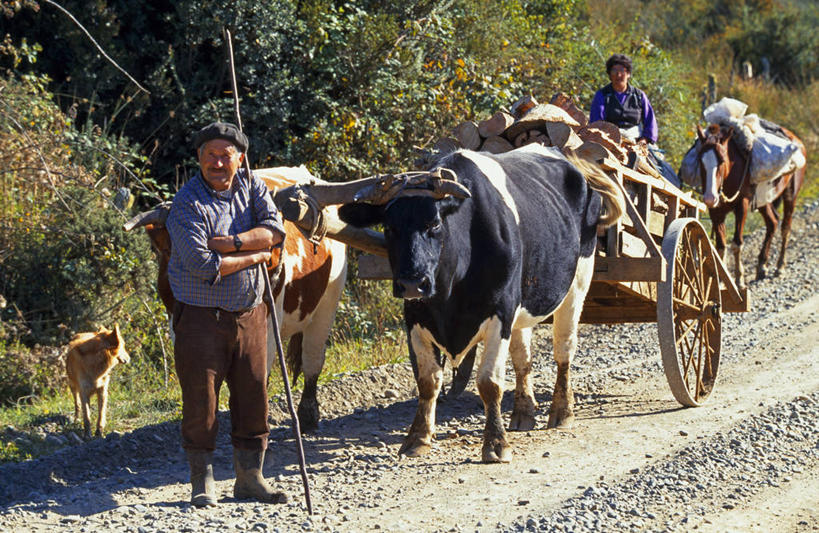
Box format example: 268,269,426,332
0,0,704,185
0,70,162,367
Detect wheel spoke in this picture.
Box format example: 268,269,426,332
683,319,702,392
675,318,698,346
696,317,706,399
672,297,700,319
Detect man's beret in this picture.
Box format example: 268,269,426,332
193,121,249,152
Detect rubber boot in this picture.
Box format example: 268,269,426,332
233,448,288,503
186,450,217,507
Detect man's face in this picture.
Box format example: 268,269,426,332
198,139,244,191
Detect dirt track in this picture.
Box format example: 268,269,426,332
1,202,817,532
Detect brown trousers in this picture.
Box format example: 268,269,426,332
173,302,269,452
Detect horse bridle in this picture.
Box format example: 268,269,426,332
697,130,749,205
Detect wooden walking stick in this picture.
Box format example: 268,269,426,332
224,28,313,515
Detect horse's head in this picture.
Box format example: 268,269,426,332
696,123,734,208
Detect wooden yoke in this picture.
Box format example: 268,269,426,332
273,168,469,258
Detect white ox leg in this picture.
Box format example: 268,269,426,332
398,325,444,457
548,254,594,429
475,317,512,463
294,260,347,432
509,327,537,431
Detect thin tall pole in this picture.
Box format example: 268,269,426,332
225,28,313,515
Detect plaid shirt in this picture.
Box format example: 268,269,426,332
166,168,285,312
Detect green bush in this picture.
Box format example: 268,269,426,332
0,339,63,406
0,65,160,352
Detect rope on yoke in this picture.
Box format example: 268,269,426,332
294,187,327,254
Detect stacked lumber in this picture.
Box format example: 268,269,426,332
415,92,654,173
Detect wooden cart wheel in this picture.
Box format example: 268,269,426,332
658,218,721,406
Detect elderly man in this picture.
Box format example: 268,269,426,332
167,122,286,507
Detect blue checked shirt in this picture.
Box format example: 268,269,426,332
166,168,285,312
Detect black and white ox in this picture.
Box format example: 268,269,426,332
338,144,624,463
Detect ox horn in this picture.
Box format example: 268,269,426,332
427,167,471,200
352,168,471,205
122,202,172,232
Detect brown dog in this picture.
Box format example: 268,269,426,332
65,324,130,438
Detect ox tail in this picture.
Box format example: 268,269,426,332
286,332,304,384
566,153,625,228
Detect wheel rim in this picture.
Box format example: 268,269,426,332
659,219,722,406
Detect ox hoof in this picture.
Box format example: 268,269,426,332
756,268,767,281
508,411,536,431
547,407,574,429
481,439,511,463
398,436,432,457
297,400,319,434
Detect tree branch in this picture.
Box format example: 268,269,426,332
42,0,150,94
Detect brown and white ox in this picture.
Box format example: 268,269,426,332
125,167,347,432
695,123,805,288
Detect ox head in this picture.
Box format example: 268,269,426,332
696,124,734,208
338,168,470,300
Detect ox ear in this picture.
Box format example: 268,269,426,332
722,126,734,142
696,124,706,141
437,193,467,218
338,202,384,228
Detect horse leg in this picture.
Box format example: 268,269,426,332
776,182,796,275
755,202,778,281
710,211,728,263
731,201,750,290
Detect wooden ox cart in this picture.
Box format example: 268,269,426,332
278,149,749,408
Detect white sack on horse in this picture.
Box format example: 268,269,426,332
703,97,748,123
701,97,805,185
678,141,701,188
747,127,806,184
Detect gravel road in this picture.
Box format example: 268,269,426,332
1,201,818,533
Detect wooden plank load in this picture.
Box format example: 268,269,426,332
414,92,654,173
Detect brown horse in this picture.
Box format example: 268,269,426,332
695,123,806,289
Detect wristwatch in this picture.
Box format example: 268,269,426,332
233,234,242,251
